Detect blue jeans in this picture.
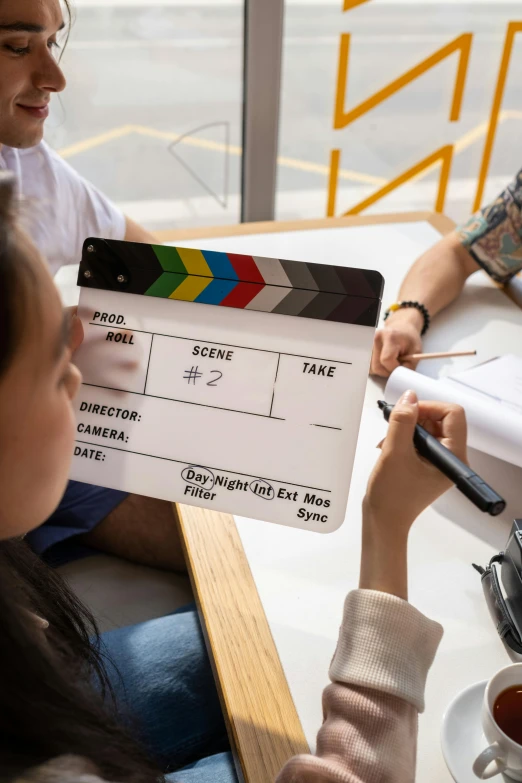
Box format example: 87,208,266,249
166,753,237,783
100,605,238,782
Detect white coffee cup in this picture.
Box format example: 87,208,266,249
473,663,522,780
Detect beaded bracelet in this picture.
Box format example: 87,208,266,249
383,300,430,336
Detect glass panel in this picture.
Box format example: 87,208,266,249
277,1,521,224
47,0,244,233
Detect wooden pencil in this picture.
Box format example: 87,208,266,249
401,350,477,361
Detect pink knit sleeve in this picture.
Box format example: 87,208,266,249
277,590,443,783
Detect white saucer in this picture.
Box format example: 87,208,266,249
441,680,512,782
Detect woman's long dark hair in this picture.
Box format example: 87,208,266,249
0,174,163,782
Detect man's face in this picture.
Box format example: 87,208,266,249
0,0,66,149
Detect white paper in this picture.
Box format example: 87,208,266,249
446,354,522,415
385,365,522,468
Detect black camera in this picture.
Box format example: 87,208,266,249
477,520,522,659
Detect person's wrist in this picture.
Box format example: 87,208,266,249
360,505,410,599
383,305,424,334
362,500,412,545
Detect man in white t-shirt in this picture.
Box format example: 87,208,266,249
0,0,185,569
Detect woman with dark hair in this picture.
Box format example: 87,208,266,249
0,167,468,781
0,0,188,571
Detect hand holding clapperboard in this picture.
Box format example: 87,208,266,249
71,239,383,533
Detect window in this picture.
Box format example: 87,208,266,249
48,0,244,232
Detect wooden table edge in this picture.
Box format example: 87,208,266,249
155,210,455,242
169,211,454,783
174,504,309,783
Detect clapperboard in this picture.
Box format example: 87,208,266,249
71,239,383,533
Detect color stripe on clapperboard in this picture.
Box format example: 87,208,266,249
78,239,384,327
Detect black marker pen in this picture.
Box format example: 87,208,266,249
377,400,506,516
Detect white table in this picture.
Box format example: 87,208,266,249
57,213,522,782
174,217,522,783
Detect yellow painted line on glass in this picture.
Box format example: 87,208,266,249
57,110,522,191
131,125,385,184
58,125,137,158
396,109,520,186
277,154,384,184
57,124,385,186
130,124,244,156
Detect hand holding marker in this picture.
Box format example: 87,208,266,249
378,399,506,516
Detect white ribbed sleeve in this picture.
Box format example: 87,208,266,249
330,590,443,713
277,589,443,783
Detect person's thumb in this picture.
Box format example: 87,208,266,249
383,389,419,455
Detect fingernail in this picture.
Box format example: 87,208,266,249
398,389,418,407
